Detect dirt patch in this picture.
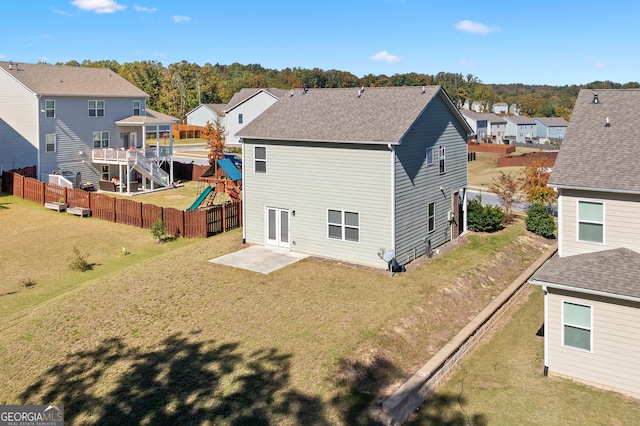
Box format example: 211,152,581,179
331,225,554,422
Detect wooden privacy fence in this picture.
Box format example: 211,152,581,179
2,171,242,238
496,151,558,167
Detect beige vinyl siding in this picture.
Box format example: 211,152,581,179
547,289,640,397
394,94,468,264
243,140,392,267
0,69,39,172
560,189,640,257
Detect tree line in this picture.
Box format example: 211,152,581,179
56,59,640,122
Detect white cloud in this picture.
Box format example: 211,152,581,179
134,5,157,13
594,62,610,69
52,7,73,16
460,59,474,66
71,0,126,14
455,20,500,35
173,15,191,24
370,50,403,64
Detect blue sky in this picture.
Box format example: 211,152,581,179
1,0,638,86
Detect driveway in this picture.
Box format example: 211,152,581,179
209,245,309,274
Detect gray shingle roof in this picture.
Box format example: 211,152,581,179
534,117,568,127
530,248,640,300
115,108,179,125
0,61,148,97
549,89,640,192
237,86,469,144
503,115,535,125
225,88,287,111
460,109,506,123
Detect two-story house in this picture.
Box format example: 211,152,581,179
529,90,640,398
186,103,227,127
0,61,178,191
534,117,569,142
504,115,536,143
224,88,287,147
460,110,507,142
237,86,471,268
491,102,508,114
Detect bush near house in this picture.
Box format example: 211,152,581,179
468,197,504,232
525,203,556,238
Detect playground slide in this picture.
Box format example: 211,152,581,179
187,186,213,211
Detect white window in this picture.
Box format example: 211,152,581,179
45,99,55,118
89,100,105,117
577,201,604,243
45,134,56,152
254,146,266,173
428,202,435,233
328,209,360,242
93,131,109,148
563,301,591,351
426,147,434,166
439,145,446,174
133,100,141,115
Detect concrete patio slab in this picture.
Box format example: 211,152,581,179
209,245,309,274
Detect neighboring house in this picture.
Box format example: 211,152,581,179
529,89,640,398
504,115,536,143
470,101,484,113
460,110,507,141
224,88,287,147
237,86,471,268
534,117,569,142
509,104,521,115
0,61,178,191
492,102,508,114
186,103,227,127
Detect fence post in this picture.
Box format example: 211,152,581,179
221,204,227,232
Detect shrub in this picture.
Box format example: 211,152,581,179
151,213,166,242
20,278,36,288
525,203,556,238
468,197,504,232
69,247,91,272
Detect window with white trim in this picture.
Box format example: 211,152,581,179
328,209,360,242
45,99,55,118
426,147,434,166
254,146,266,173
133,100,141,115
439,145,446,174
93,131,109,148
578,201,603,243
45,134,56,152
428,202,435,233
101,165,109,180
89,100,105,117
563,301,591,351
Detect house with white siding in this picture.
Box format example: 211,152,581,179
529,89,640,398
186,103,227,127
237,86,471,268
0,61,178,192
224,88,287,147
491,102,508,114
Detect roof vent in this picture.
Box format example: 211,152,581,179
592,93,599,104
605,117,610,127
302,85,308,95
289,90,294,97
8,61,12,70
422,86,426,94
357,88,364,98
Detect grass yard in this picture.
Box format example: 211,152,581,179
0,193,555,425
408,288,640,425
467,147,548,189
108,180,205,210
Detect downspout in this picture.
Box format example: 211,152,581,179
543,285,549,376
35,94,41,180
388,144,396,254
241,138,246,243
556,187,562,257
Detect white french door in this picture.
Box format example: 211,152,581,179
266,207,290,249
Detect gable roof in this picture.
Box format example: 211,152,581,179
503,115,535,125
549,89,640,193
530,248,640,302
460,110,506,124
115,108,179,126
534,117,568,127
237,86,471,145
187,103,227,116
225,88,287,112
0,61,148,98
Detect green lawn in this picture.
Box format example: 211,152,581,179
0,194,554,425
408,288,640,425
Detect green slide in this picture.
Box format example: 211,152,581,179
186,186,213,211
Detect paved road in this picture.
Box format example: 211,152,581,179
468,189,528,212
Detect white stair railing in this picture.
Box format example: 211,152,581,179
131,151,170,186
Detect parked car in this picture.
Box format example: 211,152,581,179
224,153,242,169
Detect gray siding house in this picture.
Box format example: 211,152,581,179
0,61,178,190
534,117,569,142
460,110,506,141
237,86,471,268
530,89,640,398
504,115,536,143
224,88,287,147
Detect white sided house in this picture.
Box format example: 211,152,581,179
224,88,287,147
0,61,178,192
186,103,227,127
237,86,471,269
530,89,640,399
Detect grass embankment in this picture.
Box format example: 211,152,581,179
0,194,552,424
409,288,640,425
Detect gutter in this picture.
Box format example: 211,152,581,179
550,183,640,196
388,144,396,255
529,279,640,304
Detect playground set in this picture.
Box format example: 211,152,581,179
187,158,242,211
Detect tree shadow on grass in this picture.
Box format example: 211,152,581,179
19,331,328,425
406,393,488,426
